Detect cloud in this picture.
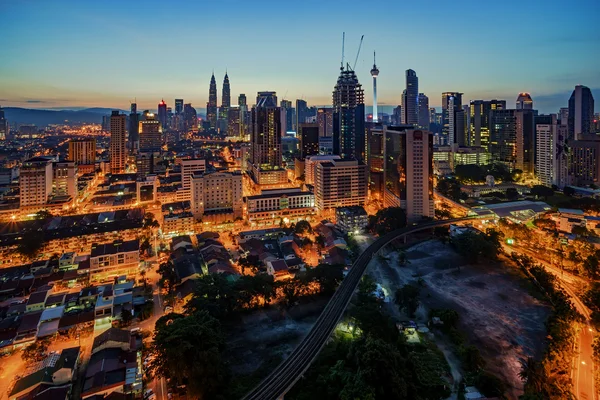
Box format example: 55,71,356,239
25,100,46,103
533,88,600,113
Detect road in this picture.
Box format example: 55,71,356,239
242,217,476,400
503,243,596,400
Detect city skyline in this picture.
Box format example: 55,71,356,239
1,0,599,114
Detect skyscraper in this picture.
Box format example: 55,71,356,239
535,114,561,187
281,100,295,132
442,92,464,146
250,92,287,186
317,108,334,137
175,99,184,115
207,73,218,129
370,52,379,123
110,111,127,174
392,106,402,125
128,103,139,152
158,99,167,130
568,85,595,140
218,72,231,132
418,93,429,129
490,109,535,172
183,104,198,131
68,138,96,165
332,65,365,160
401,70,418,126
139,113,162,153
296,99,308,131
0,106,7,140
516,93,534,110
381,126,434,221
298,123,319,159
239,94,248,139
469,100,506,149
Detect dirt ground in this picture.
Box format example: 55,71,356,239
223,299,327,376
368,239,551,400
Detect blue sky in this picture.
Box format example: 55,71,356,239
1,0,599,113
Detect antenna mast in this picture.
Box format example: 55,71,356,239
353,35,364,71
341,32,345,70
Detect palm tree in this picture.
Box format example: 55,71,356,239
518,357,544,393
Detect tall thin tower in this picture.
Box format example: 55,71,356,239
207,73,218,129
370,52,379,123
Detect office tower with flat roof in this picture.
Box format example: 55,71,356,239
418,93,429,129
179,158,206,201
296,99,308,131
227,106,241,138
469,99,506,149
332,65,365,160
568,85,595,140
516,92,533,110
0,106,7,140
207,73,218,129
250,92,287,186
401,69,418,126
52,161,77,199
298,123,319,159
314,159,367,210
570,136,600,186
20,157,53,207
490,109,535,172
139,113,162,153
442,92,464,147
158,99,167,129
317,107,334,137
382,126,434,221
191,170,243,221
392,106,402,125
367,128,384,200
175,99,183,115
128,103,139,152
68,138,96,165
110,111,127,174
280,100,295,132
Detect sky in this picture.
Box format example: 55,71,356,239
1,0,599,114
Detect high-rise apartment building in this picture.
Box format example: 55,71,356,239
516,93,534,110
568,85,595,140
418,93,429,129
207,73,218,129
68,138,96,165
158,99,167,129
227,106,241,138
190,171,243,221
110,111,127,174
249,92,287,186
280,100,295,132
20,157,53,207
490,109,535,172
52,161,77,199
367,128,384,200
296,99,308,131
314,159,368,210
569,136,600,186
317,107,334,137
298,123,319,159
535,114,558,187
401,70,418,126
304,155,341,185
180,159,206,201
442,92,464,146
332,66,365,160
469,100,506,149
381,127,434,221
138,113,162,153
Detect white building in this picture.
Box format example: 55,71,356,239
179,158,206,200
304,155,341,185
191,171,243,222
52,161,78,199
20,157,53,207
246,188,315,226
89,239,139,282
314,159,368,211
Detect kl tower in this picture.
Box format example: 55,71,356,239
370,51,379,123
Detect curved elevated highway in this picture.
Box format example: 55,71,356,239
243,217,477,400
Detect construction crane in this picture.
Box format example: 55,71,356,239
353,35,364,71
341,32,345,70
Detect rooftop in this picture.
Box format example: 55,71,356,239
90,239,139,257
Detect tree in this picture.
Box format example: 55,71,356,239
505,187,519,201
368,207,407,236
158,261,178,295
294,220,313,235
120,309,133,326
238,254,261,274
143,212,160,230
305,264,344,295
17,231,45,259
452,230,500,264
530,185,554,200
533,218,557,231
35,210,54,220
395,284,420,317
454,164,485,183
150,311,227,399
21,340,49,364
583,254,600,280
519,357,543,393
436,178,462,201
563,186,575,196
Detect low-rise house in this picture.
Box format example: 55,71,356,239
15,310,43,345
38,306,65,338
92,327,133,354
45,293,65,308
9,347,80,400
335,206,368,234
266,260,291,280
26,290,49,313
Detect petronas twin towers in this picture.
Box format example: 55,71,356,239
206,72,230,131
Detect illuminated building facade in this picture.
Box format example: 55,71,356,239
207,73,218,129
110,111,127,174
315,159,367,210
332,65,365,161
469,99,506,149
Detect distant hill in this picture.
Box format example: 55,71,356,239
3,107,115,127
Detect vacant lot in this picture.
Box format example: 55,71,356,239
369,239,551,400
